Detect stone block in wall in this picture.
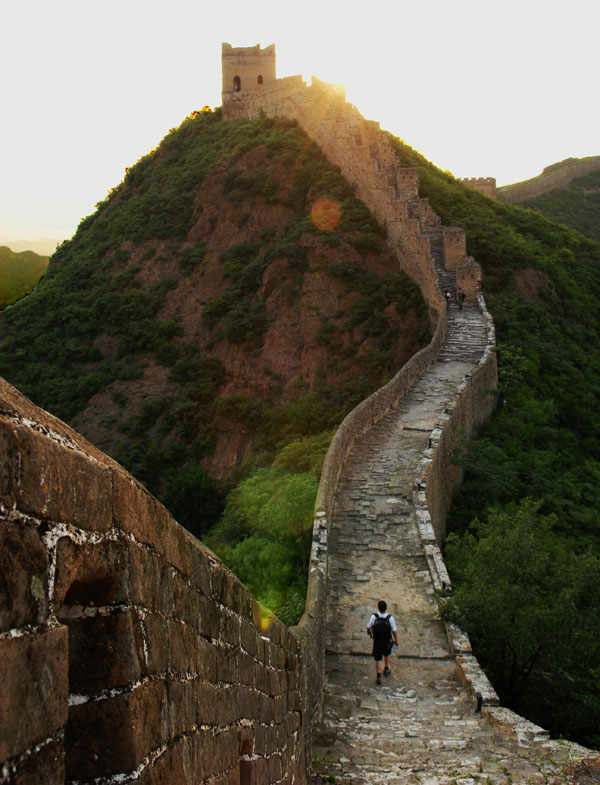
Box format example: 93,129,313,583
62,609,144,695
65,681,167,781
173,571,203,628
1,735,65,785
14,423,112,532
198,592,221,640
142,612,170,676
127,541,174,616
240,755,269,785
0,626,68,761
0,519,48,632
217,648,240,685
240,618,259,657
136,735,194,785
166,680,196,740
0,418,18,509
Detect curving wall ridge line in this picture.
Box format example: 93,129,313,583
4,74,596,785
224,73,499,730
224,75,600,765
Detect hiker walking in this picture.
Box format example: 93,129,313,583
444,289,452,307
367,600,399,685
458,287,466,310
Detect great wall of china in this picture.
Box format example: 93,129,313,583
1,45,599,784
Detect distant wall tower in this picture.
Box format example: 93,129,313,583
222,42,276,105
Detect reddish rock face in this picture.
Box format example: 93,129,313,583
70,143,429,479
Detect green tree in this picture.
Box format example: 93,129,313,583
441,498,600,746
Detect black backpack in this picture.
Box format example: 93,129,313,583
371,614,392,645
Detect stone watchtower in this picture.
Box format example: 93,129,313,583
221,42,276,104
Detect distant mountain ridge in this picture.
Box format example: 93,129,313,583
0,245,49,309
499,155,600,203
0,237,63,255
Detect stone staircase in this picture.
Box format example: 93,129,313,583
438,305,490,364
311,314,598,784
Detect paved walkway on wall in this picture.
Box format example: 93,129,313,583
311,305,597,785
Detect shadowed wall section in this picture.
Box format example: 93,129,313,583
0,378,307,785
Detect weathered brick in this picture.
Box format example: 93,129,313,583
167,680,195,739
238,686,260,723
240,619,258,657
65,681,166,781
220,609,240,646
255,663,269,694
212,765,242,785
253,723,266,757
112,469,160,546
63,609,143,695
53,537,130,610
210,562,236,608
188,545,212,596
217,649,239,684
265,725,278,755
0,627,68,761
0,520,48,632
268,753,282,782
195,680,219,726
239,725,254,755
268,669,281,697
169,620,200,675
15,425,112,532
198,594,220,639
143,613,170,676
0,418,18,508
239,652,255,687
195,635,218,682
173,572,202,627
214,728,239,773
1,734,65,785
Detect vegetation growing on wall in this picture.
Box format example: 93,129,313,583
390,133,600,747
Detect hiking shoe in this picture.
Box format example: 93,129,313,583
376,674,381,685
383,667,391,677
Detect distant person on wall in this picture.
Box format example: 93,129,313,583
367,600,399,685
458,287,466,310
444,289,452,307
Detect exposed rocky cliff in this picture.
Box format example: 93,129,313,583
0,112,429,495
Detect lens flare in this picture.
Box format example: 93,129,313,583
310,197,342,231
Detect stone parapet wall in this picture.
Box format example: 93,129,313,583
498,155,600,203
224,76,446,320
0,378,307,785
291,309,449,726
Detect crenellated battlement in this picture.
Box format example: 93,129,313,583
460,177,497,199
221,42,277,105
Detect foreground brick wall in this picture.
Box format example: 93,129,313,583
0,379,307,785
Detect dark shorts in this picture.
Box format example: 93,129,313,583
373,642,392,661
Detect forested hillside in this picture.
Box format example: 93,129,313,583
516,167,600,242
0,109,430,625
0,246,48,308
390,134,600,748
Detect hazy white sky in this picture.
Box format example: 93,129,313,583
2,0,598,246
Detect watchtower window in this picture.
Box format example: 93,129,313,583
233,75,241,92
257,75,263,84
